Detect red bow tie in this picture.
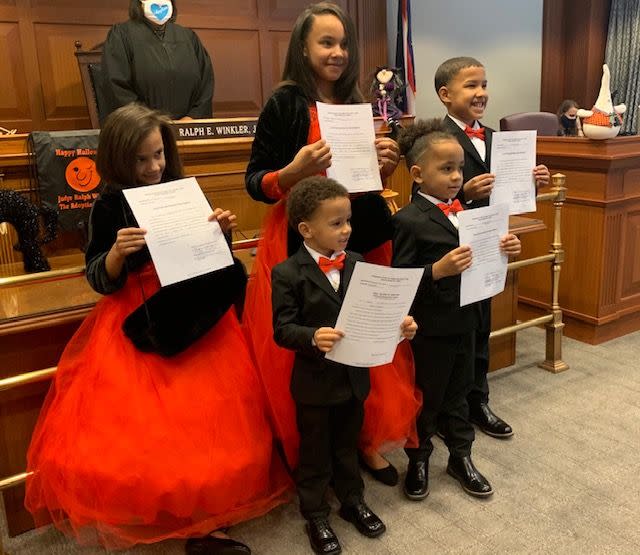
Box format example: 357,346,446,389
437,199,463,216
464,125,485,141
318,253,345,273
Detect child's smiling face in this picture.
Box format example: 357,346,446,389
438,65,488,125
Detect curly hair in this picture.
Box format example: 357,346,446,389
434,56,484,93
286,176,349,229
398,118,456,168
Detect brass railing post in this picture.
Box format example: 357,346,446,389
539,173,569,373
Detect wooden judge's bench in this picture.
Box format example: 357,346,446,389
0,123,545,537
519,135,640,344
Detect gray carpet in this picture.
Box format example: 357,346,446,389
2,327,639,554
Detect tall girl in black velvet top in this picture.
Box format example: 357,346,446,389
243,1,420,485
25,104,291,553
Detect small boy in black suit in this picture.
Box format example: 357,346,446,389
434,56,550,438
272,176,417,555
393,119,521,500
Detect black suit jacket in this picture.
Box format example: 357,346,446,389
442,115,494,210
271,247,370,405
392,192,479,337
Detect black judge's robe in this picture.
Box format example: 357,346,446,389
100,19,214,121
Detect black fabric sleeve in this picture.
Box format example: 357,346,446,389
101,24,139,116
186,30,214,119
391,214,436,293
84,196,128,295
271,264,318,357
245,86,310,204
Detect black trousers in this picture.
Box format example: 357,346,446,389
296,397,364,520
405,332,475,462
468,298,491,409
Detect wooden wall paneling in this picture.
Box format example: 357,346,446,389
264,30,291,100
540,0,611,113
196,28,263,116
33,23,111,129
540,0,564,112
178,0,258,28
262,0,348,22
0,21,31,127
353,0,387,98
28,0,126,25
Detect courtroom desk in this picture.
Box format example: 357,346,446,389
519,136,640,344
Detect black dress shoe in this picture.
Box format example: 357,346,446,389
404,460,429,500
305,518,342,555
339,502,386,538
446,455,493,497
359,453,399,486
185,535,251,554
470,403,514,438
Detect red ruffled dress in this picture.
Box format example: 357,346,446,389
25,259,292,549
243,106,420,468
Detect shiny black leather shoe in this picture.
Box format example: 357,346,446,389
446,455,493,497
339,502,386,538
403,460,429,500
359,453,399,486
470,403,514,438
185,535,251,554
305,518,342,555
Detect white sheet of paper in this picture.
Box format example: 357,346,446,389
316,102,383,193
123,177,233,287
457,203,509,307
325,262,424,368
490,130,537,214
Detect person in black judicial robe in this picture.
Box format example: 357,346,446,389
392,192,493,499
100,1,213,122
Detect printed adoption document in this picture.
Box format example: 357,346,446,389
325,262,424,368
316,101,383,193
123,177,233,287
489,130,537,214
457,203,510,306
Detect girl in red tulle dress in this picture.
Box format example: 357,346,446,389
25,104,291,553
244,2,421,484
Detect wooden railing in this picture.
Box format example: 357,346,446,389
489,173,569,373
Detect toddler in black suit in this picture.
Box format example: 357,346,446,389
393,119,521,500
435,56,550,438
272,176,417,555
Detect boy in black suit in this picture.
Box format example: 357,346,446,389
272,176,417,555
393,119,521,500
434,56,550,438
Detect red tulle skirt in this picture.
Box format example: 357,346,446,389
242,202,420,469
25,264,292,549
